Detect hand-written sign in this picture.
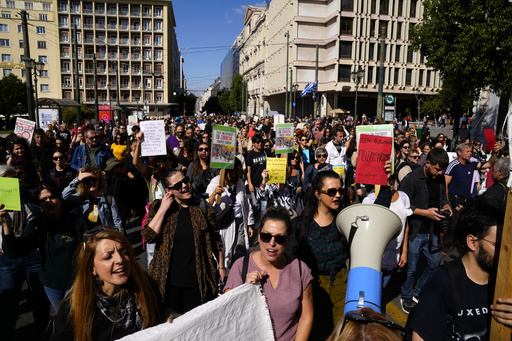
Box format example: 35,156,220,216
355,134,393,186
140,120,167,157
14,118,36,143
0,177,21,211
267,157,287,184
211,125,237,169
275,123,294,154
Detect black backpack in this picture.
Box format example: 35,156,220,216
403,261,466,340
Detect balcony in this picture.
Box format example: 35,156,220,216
70,8,80,14
61,52,71,58
142,12,152,17
120,84,129,89
120,54,129,60
120,69,130,74
97,53,106,59
107,24,117,30
132,69,141,75
155,55,163,61
99,83,107,89
142,26,151,32
108,38,117,44
108,68,117,74
61,68,71,73
131,25,140,30
83,8,93,14
120,10,129,16
62,83,72,88
132,55,141,61
143,40,151,46
84,38,94,44
85,83,94,89
85,68,94,73
154,11,163,18
58,7,67,13
96,24,105,30
119,25,129,31
119,38,129,45
59,22,69,28
143,56,152,60
133,85,141,89
107,10,117,16
86,97,95,102
154,26,163,32
143,70,153,75
96,10,105,15
60,37,70,43
83,23,94,29
131,11,140,17
98,69,106,74
154,70,163,76
155,41,163,46
132,39,141,45
84,54,94,59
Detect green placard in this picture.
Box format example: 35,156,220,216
356,124,395,174
275,123,294,154
0,177,21,211
210,125,237,169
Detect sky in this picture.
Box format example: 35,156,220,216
172,0,268,97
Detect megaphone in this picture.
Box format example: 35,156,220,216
336,204,402,314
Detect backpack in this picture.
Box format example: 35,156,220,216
403,260,466,340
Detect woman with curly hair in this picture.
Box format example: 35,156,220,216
51,229,160,341
62,167,124,232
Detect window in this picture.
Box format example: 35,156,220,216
2,11,12,18
38,56,48,63
370,0,376,14
37,41,47,48
156,78,163,88
40,84,50,92
72,17,80,26
155,7,162,16
370,20,376,37
18,25,23,33
24,2,33,10
398,0,404,16
397,22,402,40
154,21,162,31
72,3,80,13
405,69,412,85
3,69,13,76
339,42,352,57
340,18,353,35
381,0,390,14
368,67,373,83
43,3,51,11
6,1,15,8
1,39,10,47
1,54,11,62
407,48,413,63
410,0,418,17
0,24,8,32
21,69,26,77
39,14,48,21
338,65,351,81
19,40,24,48
155,50,162,60
36,26,46,34
40,70,49,77
426,71,431,86
155,36,162,45
394,68,399,84
395,46,400,62
341,0,353,11
369,43,375,60
418,70,423,86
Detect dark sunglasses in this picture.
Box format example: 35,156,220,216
166,176,190,191
338,313,405,337
259,232,288,245
317,154,327,158
410,155,419,159
197,148,209,152
402,146,410,149
53,156,65,160
318,187,343,197
83,177,98,184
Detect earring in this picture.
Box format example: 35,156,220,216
94,275,104,286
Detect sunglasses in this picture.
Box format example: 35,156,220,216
264,145,271,148
318,187,344,197
410,155,419,159
166,176,190,191
197,147,209,152
259,232,288,245
317,154,327,158
38,195,58,203
83,177,98,184
338,313,405,337
53,156,65,160
402,146,410,149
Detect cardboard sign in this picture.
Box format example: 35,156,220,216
39,108,59,131
140,120,167,157
356,124,395,173
211,126,237,169
14,118,36,143
355,134,393,186
266,157,287,184
484,129,496,152
333,165,345,176
275,123,294,154
0,177,21,211
127,115,138,132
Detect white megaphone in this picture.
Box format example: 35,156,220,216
336,204,402,314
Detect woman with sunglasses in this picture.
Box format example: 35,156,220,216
288,170,349,340
48,148,78,192
142,169,224,315
110,133,127,162
62,167,124,233
51,229,160,341
224,207,313,341
177,136,195,171
1,181,88,311
187,142,219,197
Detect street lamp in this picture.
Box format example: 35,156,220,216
351,67,364,126
23,58,45,127
107,83,112,121
415,91,423,124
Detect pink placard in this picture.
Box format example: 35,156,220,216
355,134,393,186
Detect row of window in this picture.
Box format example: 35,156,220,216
58,2,162,17
1,68,50,88
340,0,419,17
4,1,51,11
1,11,48,20
0,39,47,49
0,23,47,34
58,17,163,31
338,65,433,86
1,53,47,64
339,42,424,64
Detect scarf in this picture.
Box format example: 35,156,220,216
96,291,142,332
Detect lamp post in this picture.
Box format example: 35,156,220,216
292,83,299,119
107,83,113,121
415,91,423,124
23,57,45,128
351,67,364,127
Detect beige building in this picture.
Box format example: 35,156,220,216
0,0,183,117
239,0,441,118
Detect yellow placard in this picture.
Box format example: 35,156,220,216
333,165,345,176
0,177,21,211
267,158,287,184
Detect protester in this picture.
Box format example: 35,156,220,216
225,207,314,341
7,137,43,185
110,133,127,162
71,129,114,171
48,148,77,192
187,142,219,197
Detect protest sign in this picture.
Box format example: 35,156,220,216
0,177,21,211
296,123,305,130
275,123,294,154
267,157,287,184
211,126,237,169
119,283,274,341
333,165,345,176
127,115,138,132
14,118,36,143
139,120,166,157
39,108,59,131
356,124,395,172
98,105,112,123
484,129,496,152
355,134,393,186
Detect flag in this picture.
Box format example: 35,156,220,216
300,81,317,97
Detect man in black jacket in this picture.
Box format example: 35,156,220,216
399,147,452,314
482,157,509,212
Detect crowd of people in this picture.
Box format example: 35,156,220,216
0,114,511,341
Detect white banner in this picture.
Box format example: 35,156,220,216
119,283,274,341
140,120,167,157
38,108,59,131
14,118,36,143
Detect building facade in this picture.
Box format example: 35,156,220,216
220,36,240,90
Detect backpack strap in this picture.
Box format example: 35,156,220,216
441,261,466,325
241,254,250,283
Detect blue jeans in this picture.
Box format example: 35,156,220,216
0,251,50,339
44,286,70,312
401,233,442,299
250,191,263,229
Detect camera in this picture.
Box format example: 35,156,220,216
438,209,451,231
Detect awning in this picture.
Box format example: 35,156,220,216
38,98,81,107
330,108,350,114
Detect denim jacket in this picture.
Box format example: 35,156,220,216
70,144,114,171
62,178,123,231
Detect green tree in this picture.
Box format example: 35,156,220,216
0,74,27,128
230,73,245,113
410,0,512,145
218,89,232,114
62,105,95,123
202,96,223,114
